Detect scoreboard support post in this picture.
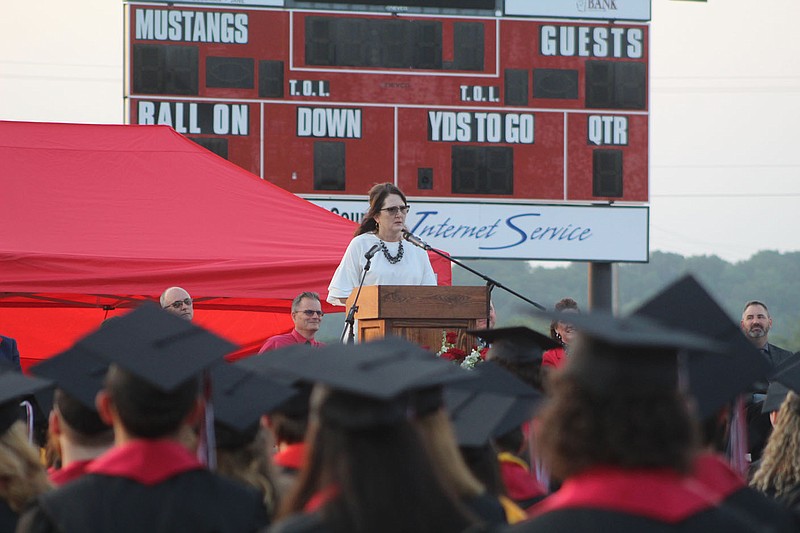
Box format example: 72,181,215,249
588,262,613,312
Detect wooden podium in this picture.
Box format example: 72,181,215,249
345,285,488,353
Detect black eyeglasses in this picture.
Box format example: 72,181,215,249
164,298,192,310
380,205,410,216
297,310,324,317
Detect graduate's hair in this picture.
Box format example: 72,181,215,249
216,426,279,518
485,347,543,392
538,370,697,480
0,422,52,512
493,426,525,456
459,444,506,497
270,412,308,445
54,389,113,446
354,183,407,237
413,409,485,499
277,388,476,533
106,365,199,439
751,391,800,497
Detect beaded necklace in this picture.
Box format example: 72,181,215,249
379,240,404,264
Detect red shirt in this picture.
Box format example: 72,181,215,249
258,329,324,353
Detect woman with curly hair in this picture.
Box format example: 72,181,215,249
541,297,580,371
751,390,800,510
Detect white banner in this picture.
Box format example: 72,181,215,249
307,199,649,262
505,0,651,22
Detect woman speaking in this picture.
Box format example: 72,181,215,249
327,183,436,306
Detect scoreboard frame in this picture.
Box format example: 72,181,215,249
124,1,651,261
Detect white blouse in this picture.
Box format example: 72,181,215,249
327,232,437,305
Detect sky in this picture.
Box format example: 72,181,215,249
1,0,798,264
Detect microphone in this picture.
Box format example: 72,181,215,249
365,243,381,260
402,230,431,250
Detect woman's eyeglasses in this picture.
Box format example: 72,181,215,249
164,298,193,310
380,205,410,216
297,310,324,317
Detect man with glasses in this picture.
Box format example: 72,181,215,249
160,287,194,321
259,292,325,352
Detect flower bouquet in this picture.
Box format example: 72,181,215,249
436,330,487,370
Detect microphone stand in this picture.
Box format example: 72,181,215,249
341,255,374,344
403,233,546,318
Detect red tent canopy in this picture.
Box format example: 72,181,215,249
0,121,451,368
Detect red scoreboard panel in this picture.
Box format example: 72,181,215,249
125,4,649,202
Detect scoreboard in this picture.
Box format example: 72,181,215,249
124,1,650,205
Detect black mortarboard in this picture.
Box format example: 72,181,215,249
765,358,800,414
632,275,771,418
256,337,473,400
30,346,109,411
762,381,790,414
236,343,319,386
467,326,559,364
212,362,296,436
0,370,53,434
446,391,537,448
445,361,542,447
529,307,722,397
76,303,237,392
236,345,319,417
773,358,800,392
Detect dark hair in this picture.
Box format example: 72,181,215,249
699,406,730,453
54,389,113,445
538,371,697,481
549,297,580,340
354,183,408,237
278,390,476,533
493,426,525,456
485,345,543,392
105,365,199,439
459,444,506,497
742,300,769,316
270,412,308,445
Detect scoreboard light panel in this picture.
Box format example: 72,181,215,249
125,3,649,203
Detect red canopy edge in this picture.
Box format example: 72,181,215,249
0,121,452,369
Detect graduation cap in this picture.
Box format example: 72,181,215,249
258,337,474,430
211,362,296,448
29,346,112,436
762,358,800,414
528,306,722,397
255,337,474,400
466,326,559,363
75,302,237,392
761,381,790,414
30,346,109,412
445,362,542,447
236,343,319,385
236,345,321,418
632,275,771,418
0,370,53,435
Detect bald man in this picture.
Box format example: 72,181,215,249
160,287,194,321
